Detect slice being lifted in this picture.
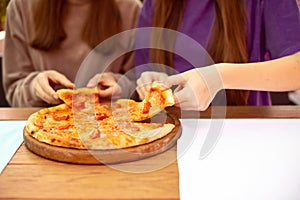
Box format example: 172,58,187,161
57,86,111,125
56,87,100,112
114,82,175,121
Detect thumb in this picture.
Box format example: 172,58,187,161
172,85,189,105
166,74,186,88
51,73,75,89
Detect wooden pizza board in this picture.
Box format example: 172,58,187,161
23,112,181,165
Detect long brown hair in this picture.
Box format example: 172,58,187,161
151,0,186,68
151,0,249,105
29,0,122,52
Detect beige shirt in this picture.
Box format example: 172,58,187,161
3,0,141,107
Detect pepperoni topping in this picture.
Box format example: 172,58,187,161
57,124,72,130
115,103,122,108
53,113,70,121
142,101,151,114
90,130,101,139
73,101,85,111
95,113,109,121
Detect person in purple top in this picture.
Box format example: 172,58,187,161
135,0,300,106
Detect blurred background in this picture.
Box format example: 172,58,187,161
0,0,10,31
0,0,9,106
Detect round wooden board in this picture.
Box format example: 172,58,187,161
23,113,181,165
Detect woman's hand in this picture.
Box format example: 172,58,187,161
87,72,122,99
166,67,222,111
136,71,168,99
33,70,75,104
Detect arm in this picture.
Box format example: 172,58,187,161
167,52,300,110
219,52,300,91
3,1,74,107
3,0,41,107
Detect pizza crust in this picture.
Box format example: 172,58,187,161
23,112,181,164
25,86,177,150
25,104,176,150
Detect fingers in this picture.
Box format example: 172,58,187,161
98,79,122,98
87,73,122,98
168,72,210,111
87,74,101,88
165,73,186,88
136,72,155,99
98,85,122,99
34,82,59,104
33,70,75,105
136,83,151,100
172,82,212,111
35,74,58,99
49,72,75,89
136,72,168,100
173,90,205,111
137,71,166,86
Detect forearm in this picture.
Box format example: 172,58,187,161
217,52,300,92
5,72,47,107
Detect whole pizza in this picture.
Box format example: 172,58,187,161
25,82,178,151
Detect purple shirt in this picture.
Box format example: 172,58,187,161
135,0,300,106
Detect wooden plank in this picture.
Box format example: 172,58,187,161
0,163,179,200
9,144,61,165
11,144,178,167
1,145,179,200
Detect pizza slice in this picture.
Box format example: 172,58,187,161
92,117,175,149
57,86,110,116
114,82,175,121
25,104,86,149
56,87,99,111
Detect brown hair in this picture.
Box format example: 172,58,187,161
29,0,122,52
151,0,186,68
151,0,249,105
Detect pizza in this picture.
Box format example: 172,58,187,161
56,87,99,111
25,84,176,150
114,82,175,121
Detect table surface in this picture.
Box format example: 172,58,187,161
0,106,300,200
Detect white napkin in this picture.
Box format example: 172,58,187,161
0,121,26,174
178,119,300,200
288,90,300,105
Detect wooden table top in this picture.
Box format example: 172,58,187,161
0,106,300,200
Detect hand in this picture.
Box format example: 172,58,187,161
136,71,168,100
33,70,75,104
87,72,122,99
166,67,222,111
